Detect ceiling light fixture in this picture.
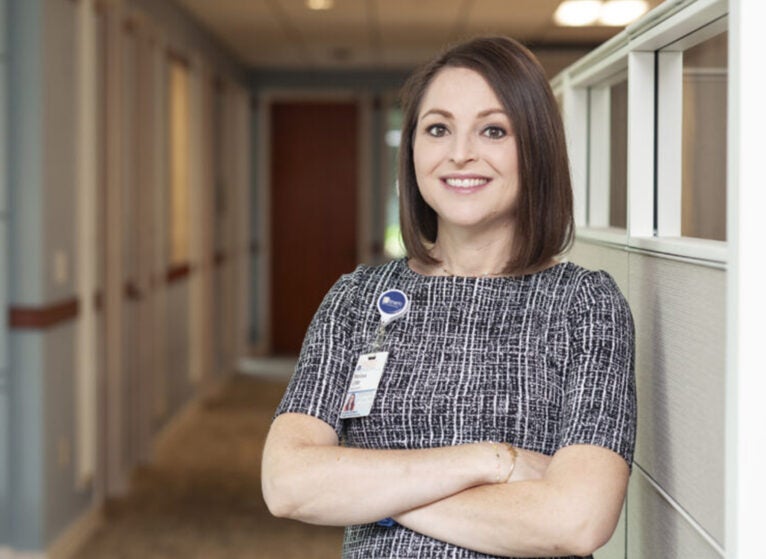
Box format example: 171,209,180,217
554,0,649,27
554,0,602,27
599,0,649,26
306,0,334,10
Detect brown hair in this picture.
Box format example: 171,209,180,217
398,36,574,273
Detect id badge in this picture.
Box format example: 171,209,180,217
339,351,389,419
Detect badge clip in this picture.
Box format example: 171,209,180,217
376,289,410,326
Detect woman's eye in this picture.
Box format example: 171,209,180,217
425,124,448,137
482,126,507,139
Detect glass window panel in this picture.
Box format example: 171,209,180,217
383,105,405,259
681,31,727,241
609,79,628,229
586,73,627,230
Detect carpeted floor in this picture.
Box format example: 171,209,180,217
75,373,343,559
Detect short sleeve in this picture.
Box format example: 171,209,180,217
557,271,636,466
274,271,360,438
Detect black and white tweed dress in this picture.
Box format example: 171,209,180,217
275,258,636,559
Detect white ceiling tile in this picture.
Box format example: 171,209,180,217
169,0,665,69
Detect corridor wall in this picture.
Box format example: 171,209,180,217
0,0,9,548
1,0,252,556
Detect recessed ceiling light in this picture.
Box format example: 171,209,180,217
599,0,649,26
554,0,602,27
306,0,334,10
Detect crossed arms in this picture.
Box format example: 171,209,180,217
262,412,629,558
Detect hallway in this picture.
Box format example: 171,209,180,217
3,1,766,557
74,367,343,559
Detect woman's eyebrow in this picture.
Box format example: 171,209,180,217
420,107,508,119
477,108,508,118
419,108,453,120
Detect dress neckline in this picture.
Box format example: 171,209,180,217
399,257,569,281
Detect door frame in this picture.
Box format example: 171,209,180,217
253,90,373,355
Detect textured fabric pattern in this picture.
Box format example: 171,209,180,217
276,258,636,559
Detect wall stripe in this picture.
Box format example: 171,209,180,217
9,298,80,329
123,280,142,300
166,263,192,283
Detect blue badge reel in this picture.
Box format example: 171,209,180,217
376,289,410,325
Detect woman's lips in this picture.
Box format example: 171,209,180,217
442,175,491,192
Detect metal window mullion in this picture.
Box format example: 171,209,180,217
562,77,589,228
627,51,657,240
656,51,684,237
588,86,611,228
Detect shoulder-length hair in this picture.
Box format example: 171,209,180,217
398,36,574,274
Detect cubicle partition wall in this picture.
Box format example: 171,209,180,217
552,0,732,557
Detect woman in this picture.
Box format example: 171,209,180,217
262,36,635,559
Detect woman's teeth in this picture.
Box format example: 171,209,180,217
444,177,488,188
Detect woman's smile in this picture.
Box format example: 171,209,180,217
441,174,492,191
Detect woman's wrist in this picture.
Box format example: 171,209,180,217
502,443,518,482
482,442,518,484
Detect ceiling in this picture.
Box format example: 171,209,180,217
171,0,665,71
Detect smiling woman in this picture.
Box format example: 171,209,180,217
262,36,636,559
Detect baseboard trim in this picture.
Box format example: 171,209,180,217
0,502,102,559
47,503,103,559
0,546,46,559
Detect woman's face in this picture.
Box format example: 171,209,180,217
413,67,520,237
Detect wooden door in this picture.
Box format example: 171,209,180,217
270,101,358,355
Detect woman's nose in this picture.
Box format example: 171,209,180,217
449,133,477,165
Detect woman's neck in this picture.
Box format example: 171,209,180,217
429,226,514,277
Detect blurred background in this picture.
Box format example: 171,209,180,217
2,0,759,558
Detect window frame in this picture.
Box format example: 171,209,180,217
588,68,629,231
656,16,728,242
562,42,632,247
556,0,729,264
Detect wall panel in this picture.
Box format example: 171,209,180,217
568,240,629,293
8,0,44,305
42,0,95,545
134,27,159,466
0,223,7,547
0,0,6,213
0,386,7,546
595,505,626,559
8,333,45,549
121,20,141,476
629,253,726,544
0,0,8,535
44,323,91,544
627,471,722,558
165,280,191,417
44,0,77,302
0,0,8,540
5,0,44,549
